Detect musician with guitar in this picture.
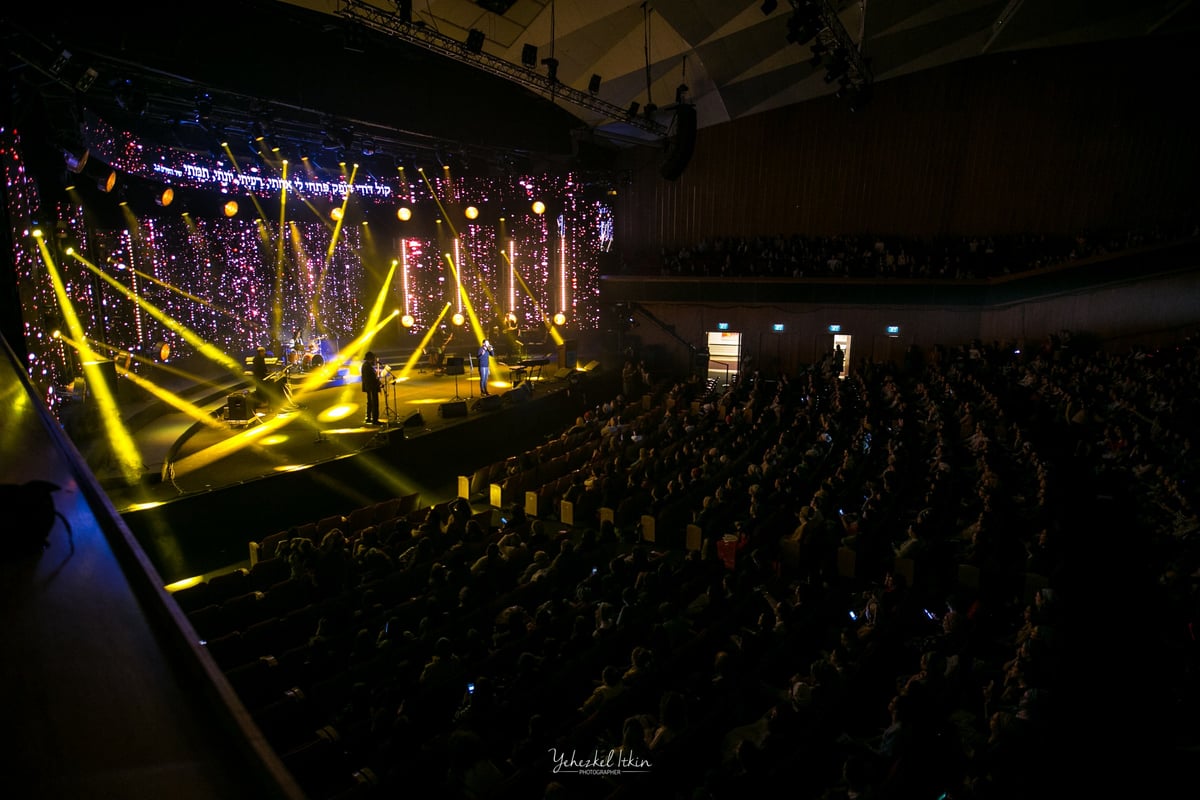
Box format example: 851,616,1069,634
428,328,455,372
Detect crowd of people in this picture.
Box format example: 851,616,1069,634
638,223,1198,280
181,328,1198,799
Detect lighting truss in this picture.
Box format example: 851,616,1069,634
337,0,669,137
791,0,872,91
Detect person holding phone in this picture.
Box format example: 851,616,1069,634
478,338,494,395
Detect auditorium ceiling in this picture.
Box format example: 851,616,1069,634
4,0,1199,172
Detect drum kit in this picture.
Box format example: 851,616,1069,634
287,334,328,372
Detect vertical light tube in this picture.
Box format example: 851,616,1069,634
559,225,567,319
454,238,462,314
508,239,516,313
401,239,410,315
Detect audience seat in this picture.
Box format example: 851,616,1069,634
397,491,422,516
316,514,347,537
344,505,375,534
248,557,291,592
372,497,402,524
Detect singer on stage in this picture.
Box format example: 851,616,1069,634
478,339,494,396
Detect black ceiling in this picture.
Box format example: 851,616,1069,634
5,0,1200,180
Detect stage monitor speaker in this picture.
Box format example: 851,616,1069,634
660,103,697,181
227,393,251,421
505,383,532,404
444,357,464,376
405,411,425,427
556,340,577,370
439,400,468,418
474,394,501,412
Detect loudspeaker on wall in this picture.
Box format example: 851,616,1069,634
660,104,697,181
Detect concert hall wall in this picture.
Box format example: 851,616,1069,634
613,35,1200,262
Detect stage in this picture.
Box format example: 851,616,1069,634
87,350,611,584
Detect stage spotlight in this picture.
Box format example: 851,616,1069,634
97,168,118,193
223,200,239,217
452,312,465,326
465,206,479,220
532,200,546,215
155,341,171,362
588,74,602,94
521,43,537,67
397,207,412,221
401,314,414,328
541,57,559,83
80,158,117,193
553,312,566,326
331,207,344,222
156,187,174,207
627,101,640,118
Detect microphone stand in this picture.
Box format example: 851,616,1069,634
381,365,399,425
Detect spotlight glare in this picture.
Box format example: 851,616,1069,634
553,311,566,326
397,207,412,221
532,200,546,215
452,312,465,326
401,314,414,328
223,200,239,217
465,206,479,220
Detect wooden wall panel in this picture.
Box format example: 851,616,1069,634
614,37,1200,263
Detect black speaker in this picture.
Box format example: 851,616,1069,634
439,400,468,418
444,357,464,376
474,394,501,412
227,393,251,421
505,383,532,404
660,104,697,181
405,411,425,427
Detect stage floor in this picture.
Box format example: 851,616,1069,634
96,355,561,513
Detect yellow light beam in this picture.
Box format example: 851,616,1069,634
72,251,246,378
115,363,229,433
500,249,564,346
443,253,486,346
313,163,358,325
395,302,452,380
38,303,141,485
172,310,402,476
288,310,399,401
362,260,397,354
